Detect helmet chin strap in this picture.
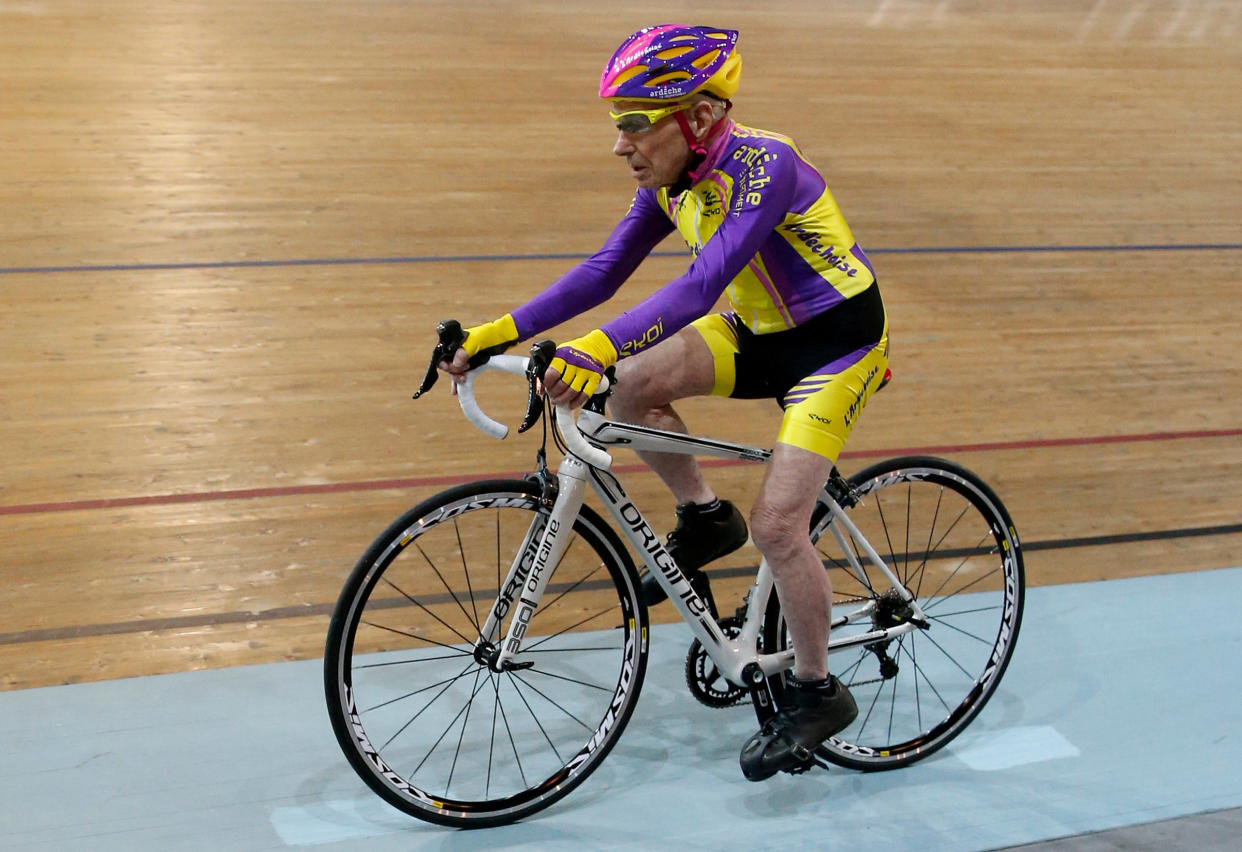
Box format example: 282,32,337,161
668,101,731,197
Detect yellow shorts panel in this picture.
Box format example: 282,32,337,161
777,334,889,462
688,313,740,397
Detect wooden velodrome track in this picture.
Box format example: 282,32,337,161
1,0,1239,693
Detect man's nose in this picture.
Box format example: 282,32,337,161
613,132,635,156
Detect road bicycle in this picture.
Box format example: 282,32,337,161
324,324,1025,828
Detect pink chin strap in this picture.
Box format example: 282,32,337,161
669,101,731,195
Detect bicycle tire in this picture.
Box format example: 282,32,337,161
324,479,648,827
760,456,1024,771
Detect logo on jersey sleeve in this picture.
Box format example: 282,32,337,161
618,317,665,356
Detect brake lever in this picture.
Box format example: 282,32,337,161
412,319,467,399
518,339,555,433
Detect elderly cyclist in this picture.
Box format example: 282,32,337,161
439,24,889,781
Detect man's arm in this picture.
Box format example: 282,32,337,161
599,146,798,357
438,189,671,385
509,189,673,340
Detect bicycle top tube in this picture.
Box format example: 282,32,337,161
453,353,771,468
452,355,770,469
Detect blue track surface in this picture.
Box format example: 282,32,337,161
3,568,1241,850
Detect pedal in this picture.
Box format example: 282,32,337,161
781,746,830,776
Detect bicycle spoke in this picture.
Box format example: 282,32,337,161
415,541,482,635
495,680,528,789
356,650,474,669
378,659,477,750
520,645,623,653
900,638,953,713
907,486,947,599
509,670,596,731
361,615,474,654
506,672,566,763
410,670,493,777
853,672,887,743
926,603,1002,620
452,518,483,630
836,648,870,685
873,491,900,588
487,676,500,799
921,528,996,607
523,666,615,694
924,612,999,646
922,559,1003,615
912,502,973,598
886,669,899,743
904,485,913,586
384,572,478,647
362,667,477,714
914,627,976,681
446,667,485,796
520,606,624,653
908,634,924,732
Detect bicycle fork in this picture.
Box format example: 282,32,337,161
478,455,592,672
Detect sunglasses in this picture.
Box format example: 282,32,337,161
609,102,692,133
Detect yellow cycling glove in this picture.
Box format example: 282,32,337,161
550,329,619,397
461,313,520,362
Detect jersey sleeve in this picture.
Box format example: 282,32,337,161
600,146,798,357
509,189,673,340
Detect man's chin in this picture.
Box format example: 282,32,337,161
631,171,663,190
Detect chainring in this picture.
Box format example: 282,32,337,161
684,616,748,708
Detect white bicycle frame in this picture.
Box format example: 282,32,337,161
460,355,927,688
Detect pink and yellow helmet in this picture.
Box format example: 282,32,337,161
599,24,741,103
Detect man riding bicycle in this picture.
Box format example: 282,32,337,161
439,24,889,781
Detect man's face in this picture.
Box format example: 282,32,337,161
610,102,693,190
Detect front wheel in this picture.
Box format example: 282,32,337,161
762,456,1025,770
324,479,648,827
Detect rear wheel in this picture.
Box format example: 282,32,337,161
324,479,647,826
762,457,1024,770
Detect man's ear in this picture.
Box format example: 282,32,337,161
691,101,718,138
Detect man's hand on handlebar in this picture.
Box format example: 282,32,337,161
541,365,591,409
545,329,618,409
433,314,521,391
438,347,472,388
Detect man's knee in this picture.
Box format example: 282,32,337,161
750,444,832,561
749,497,809,560
610,354,668,420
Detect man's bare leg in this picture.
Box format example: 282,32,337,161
749,442,835,680
608,328,718,504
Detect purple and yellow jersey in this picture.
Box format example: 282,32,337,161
509,120,877,355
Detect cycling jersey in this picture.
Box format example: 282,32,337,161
510,119,878,354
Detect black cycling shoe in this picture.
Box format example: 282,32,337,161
739,675,858,782
640,499,749,607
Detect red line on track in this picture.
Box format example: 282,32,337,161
2,428,1238,518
